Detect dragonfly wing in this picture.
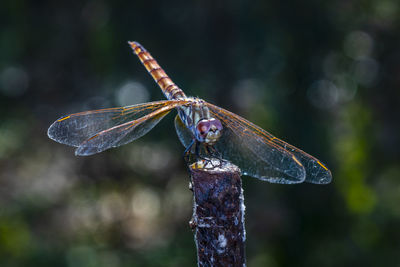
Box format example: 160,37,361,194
75,107,173,156
269,138,332,184
174,113,303,183
173,115,290,183
74,100,190,156
206,103,331,184
210,118,306,184
48,100,182,147
174,114,193,148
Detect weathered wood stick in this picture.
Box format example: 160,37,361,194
189,159,246,267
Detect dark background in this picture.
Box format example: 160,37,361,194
1,0,400,266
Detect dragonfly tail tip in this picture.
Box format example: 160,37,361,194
128,41,142,50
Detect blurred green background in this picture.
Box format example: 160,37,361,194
1,0,400,266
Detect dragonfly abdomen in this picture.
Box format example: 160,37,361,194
129,41,186,100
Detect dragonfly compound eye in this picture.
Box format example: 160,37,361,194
196,118,223,144
196,120,211,137
209,118,223,132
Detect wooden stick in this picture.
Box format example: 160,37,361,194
189,159,246,267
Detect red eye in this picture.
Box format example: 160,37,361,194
197,121,210,135
200,125,208,133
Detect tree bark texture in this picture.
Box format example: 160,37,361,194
189,159,246,267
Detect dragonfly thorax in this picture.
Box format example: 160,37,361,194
195,118,223,145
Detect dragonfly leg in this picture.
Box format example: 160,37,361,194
205,145,224,168
193,141,209,168
189,141,212,168
194,140,200,158
183,140,208,169
208,145,223,159
183,141,220,169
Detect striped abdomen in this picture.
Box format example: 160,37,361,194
128,41,186,100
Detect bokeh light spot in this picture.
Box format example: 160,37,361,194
131,187,160,220
98,192,127,224
333,74,358,102
307,80,339,109
346,183,376,214
231,79,262,110
116,81,149,106
344,31,374,60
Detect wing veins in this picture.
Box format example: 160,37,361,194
206,102,331,184
75,99,191,155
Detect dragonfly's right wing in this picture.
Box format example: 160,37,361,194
48,99,190,155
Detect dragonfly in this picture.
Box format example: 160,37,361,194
48,41,332,184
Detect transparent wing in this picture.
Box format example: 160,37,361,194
175,113,305,184
48,99,190,155
76,107,171,156
267,135,332,184
206,103,331,184
48,100,183,147
174,114,194,148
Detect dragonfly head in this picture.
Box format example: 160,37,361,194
195,118,223,144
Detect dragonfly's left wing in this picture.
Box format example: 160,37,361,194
48,99,190,155
175,110,306,184
205,103,332,184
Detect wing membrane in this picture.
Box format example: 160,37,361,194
206,103,331,184
269,137,332,184
48,99,191,155
48,100,183,147
175,109,305,184
76,107,170,155
174,114,193,148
